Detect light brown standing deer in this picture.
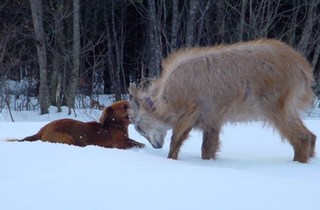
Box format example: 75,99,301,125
129,39,316,163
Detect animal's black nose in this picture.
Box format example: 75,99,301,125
152,142,162,149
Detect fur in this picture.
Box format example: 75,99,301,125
129,39,316,163
14,100,145,149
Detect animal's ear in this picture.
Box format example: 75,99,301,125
128,83,138,97
99,106,114,127
119,101,129,110
113,100,129,111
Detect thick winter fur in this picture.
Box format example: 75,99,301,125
129,39,316,163
17,100,145,149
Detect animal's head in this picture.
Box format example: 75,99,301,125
128,84,168,149
99,100,130,127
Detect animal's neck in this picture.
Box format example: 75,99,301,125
145,81,163,111
102,121,128,133
145,82,172,127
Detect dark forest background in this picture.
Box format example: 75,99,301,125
1,0,320,114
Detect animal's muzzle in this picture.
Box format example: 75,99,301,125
151,142,163,149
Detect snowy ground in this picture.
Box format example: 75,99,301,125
0,105,319,210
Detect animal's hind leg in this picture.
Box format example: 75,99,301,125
202,125,221,160
289,118,316,161
270,113,316,163
42,132,75,145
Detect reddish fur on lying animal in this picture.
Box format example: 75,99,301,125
19,100,145,149
129,39,316,163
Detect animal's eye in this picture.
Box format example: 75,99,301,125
136,125,147,136
120,104,128,110
136,125,142,133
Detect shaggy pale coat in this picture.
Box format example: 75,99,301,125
129,39,316,163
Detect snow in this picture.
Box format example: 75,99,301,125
0,106,319,210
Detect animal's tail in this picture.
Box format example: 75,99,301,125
3,138,23,142
4,134,39,142
21,134,40,142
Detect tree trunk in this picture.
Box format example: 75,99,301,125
29,0,50,114
170,0,180,51
50,0,65,112
195,0,213,46
215,0,225,43
147,0,161,77
185,1,199,47
67,0,80,115
312,40,320,84
298,0,318,56
111,0,122,101
239,0,248,41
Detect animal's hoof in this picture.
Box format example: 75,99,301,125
167,152,178,160
293,153,309,163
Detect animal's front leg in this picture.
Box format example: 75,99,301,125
126,138,146,149
168,107,199,160
168,127,191,160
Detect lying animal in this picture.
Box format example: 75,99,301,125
129,39,316,163
11,100,145,149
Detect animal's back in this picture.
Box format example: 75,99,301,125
157,39,314,124
21,119,77,142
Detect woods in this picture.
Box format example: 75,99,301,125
0,0,320,113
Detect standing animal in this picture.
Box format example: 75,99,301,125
12,100,145,149
128,39,316,163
